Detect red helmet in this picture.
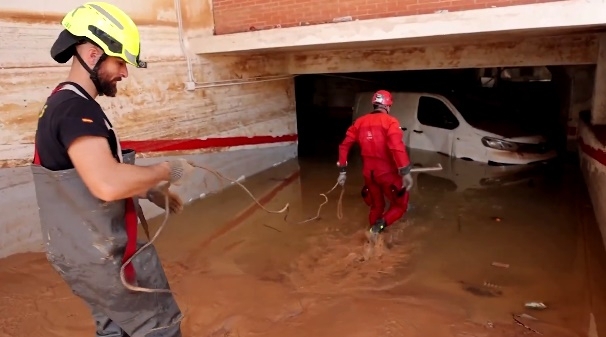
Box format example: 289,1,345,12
371,90,393,107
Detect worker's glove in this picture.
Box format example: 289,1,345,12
402,173,413,192
336,161,347,186
398,165,413,192
167,159,195,186
337,172,347,186
146,182,184,214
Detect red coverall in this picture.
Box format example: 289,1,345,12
338,111,411,227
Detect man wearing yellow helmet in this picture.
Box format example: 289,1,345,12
31,2,190,336
50,1,147,96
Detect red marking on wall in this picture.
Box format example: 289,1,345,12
189,170,300,253
579,137,606,167
120,134,298,152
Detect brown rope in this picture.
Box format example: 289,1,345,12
120,163,345,293
284,181,344,224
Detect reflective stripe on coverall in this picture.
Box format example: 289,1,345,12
31,84,182,337
338,110,411,227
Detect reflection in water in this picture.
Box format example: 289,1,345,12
0,150,604,337
294,150,604,337
410,149,548,192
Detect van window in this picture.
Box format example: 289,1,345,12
417,96,460,130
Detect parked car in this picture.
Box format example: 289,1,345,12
352,91,558,165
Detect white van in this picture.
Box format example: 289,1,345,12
352,91,558,165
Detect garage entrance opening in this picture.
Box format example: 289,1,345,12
295,67,569,162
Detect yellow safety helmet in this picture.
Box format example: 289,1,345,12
50,2,146,68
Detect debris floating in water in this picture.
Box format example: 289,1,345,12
492,261,510,269
518,313,538,320
524,302,547,310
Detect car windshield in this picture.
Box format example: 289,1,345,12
446,93,543,138
447,95,514,126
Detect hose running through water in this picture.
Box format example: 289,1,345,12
120,162,345,293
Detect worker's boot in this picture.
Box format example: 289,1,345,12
369,218,387,235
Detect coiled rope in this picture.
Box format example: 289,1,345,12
120,162,344,293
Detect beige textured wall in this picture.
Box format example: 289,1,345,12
0,0,297,257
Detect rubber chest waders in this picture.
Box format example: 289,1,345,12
31,84,182,337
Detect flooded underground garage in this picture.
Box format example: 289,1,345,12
2,66,606,337
2,2,606,337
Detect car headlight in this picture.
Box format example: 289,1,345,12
481,137,520,151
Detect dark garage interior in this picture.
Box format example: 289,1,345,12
295,67,570,161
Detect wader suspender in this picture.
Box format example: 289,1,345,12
32,84,140,285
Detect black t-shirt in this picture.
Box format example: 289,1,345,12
35,82,120,171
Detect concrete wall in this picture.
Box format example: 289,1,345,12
579,121,606,249
0,0,297,258
578,35,606,256
212,0,567,34
579,121,606,337
195,1,606,57
566,66,595,148
285,34,597,73
577,60,606,336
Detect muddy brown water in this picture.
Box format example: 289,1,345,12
1,149,605,337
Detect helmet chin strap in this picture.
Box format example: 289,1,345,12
74,52,108,96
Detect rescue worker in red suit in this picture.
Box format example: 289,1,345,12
337,90,413,236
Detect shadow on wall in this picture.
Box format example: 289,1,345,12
295,74,384,158
296,75,353,158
